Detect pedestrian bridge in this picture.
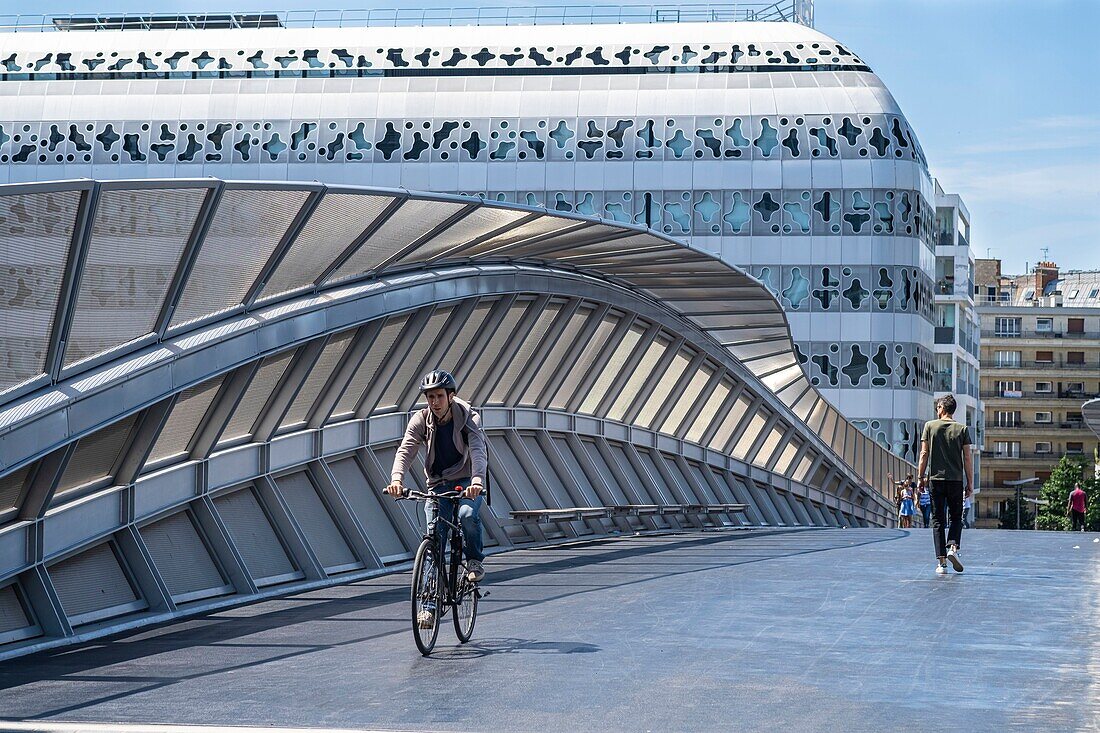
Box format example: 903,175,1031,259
0,179,908,659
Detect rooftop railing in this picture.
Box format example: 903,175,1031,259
0,1,815,32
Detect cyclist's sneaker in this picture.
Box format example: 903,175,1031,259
466,559,485,583
417,609,435,629
946,546,964,572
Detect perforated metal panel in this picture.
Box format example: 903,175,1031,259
489,302,561,404
661,365,714,436
145,375,224,466
258,193,393,300
578,440,630,504
52,413,138,503
332,317,407,419
170,188,310,329
0,464,30,512
275,471,357,571
435,302,493,385
550,314,619,410
213,487,297,585
326,456,407,558
64,187,207,368
459,215,571,256
49,542,140,623
0,584,32,636
579,325,642,414
403,207,530,263
219,350,295,444
608,336,668,421
327,200,467,283
712,395,752,452
522,308,590,407
638,352,691,428
140,511,229,602
0,189,82,392
685,380,732,444
550,436,605,507
773,439,802,476
374,308,452,412
279,331,355,429
732,412,769,461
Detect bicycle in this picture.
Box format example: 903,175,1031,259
393,486,483,656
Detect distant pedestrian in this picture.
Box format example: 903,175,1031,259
918,484,932,527
918,394,974,574
899,483,916,528
1068,483,1088,532
887,472,916,528
962,492,972,529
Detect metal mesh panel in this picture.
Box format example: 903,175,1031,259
521,308,589,407
685,380,732,444
774,439,802,476
275,471,357,570
403,207,530,263
464,304,531,402
170,188,309,329
458,215,572,256
0,584,31,635
375,308,453,412
0,189,81,392
579,325,642,415
219,350,295,444
64,187,207,368
793,454,816,483
711,395,752,452
608,336,668,421
638,352,691,429
578,440,630,505
549,314,619,410
754,425,787,466
139,511,228,601
636,450,689,504
145,375,224,466
326,456,407,558
732,412,769,461
258,193,393,301
332,317,407,419
0,464,31,512
549,437,603,507
660,366,714,436
327,201,467,284
435,302,493,386
609,443,667,505
488,302,561,405
213,487,297,584
279,331,355,429
53,413,138,502
49,542,138,622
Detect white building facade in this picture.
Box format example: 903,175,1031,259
0,7,937,461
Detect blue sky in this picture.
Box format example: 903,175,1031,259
22,0,1100,274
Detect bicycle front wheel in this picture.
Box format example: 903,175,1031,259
411,538,442,656
452,573,479,643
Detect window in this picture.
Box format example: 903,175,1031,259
1035,318,1053,333
1066,382,1084,394
1067,351,1085,364
1023,289,1034,301
1069,290,1080,299
993,441,1020,458
1067,411,1083,425
1035,442,1052,454
1068,318,1084,333
1034,411,1052,424
994,411,1019,427
1035,381,1053,393
1035,471,1052,483
996,380,1022,397
994,317,1021,337
995,350,1021,367
1089,289,1099,299
1035,350,1053,364
1067,442,1084,454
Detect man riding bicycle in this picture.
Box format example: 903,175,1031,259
384,370,488,595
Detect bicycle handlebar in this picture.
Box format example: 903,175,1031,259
392,487,466,501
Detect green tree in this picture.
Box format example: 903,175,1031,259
1035,456,1100,531
999,494,1034,530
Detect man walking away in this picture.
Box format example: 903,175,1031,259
1069,483,1088,532
918,395,973,574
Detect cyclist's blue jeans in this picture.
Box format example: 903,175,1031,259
425,486,485,562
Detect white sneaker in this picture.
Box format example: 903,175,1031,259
947,546,964,573
935,561,948,574
417,609,435,629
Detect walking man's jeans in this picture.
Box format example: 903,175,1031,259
425,479,485,561
1071,510,1086,532
930,479,964,558
920,504,932,528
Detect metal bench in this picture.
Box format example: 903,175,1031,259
510,503,748,523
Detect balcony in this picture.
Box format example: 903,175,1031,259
982,329,1095,340
933,371,953,392
980,390,1100,401
934,327,956,345
981,450,1085,461
980,359,1099,370
984,421,1090,431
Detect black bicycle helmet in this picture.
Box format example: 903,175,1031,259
419,369,457,393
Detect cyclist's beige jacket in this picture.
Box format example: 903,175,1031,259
390,397,488,491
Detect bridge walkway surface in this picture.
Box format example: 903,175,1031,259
0,528,1097,732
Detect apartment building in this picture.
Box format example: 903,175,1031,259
975,260,1100,528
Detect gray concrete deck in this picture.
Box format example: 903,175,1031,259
1,528,1098,732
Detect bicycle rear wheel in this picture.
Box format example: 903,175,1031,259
411,538,441,656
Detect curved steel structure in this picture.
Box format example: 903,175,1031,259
0,179,904,658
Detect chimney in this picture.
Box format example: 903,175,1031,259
1034,261,1058,297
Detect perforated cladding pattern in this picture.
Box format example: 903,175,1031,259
219,350,295,443
332,317,406,418
608,337,668,421
213,487,296,583
327,201,467,284
661,366,714,436
170,188,309,328
0,584,30,634
0,464,30,511
49,543,138,621
258,193,392,300
53,413,138,501
488,302,561,404
521,308,589,407
280,331,355,428
638,352,691,428
0,189,81,392
326,456,407,557
375,308,453,411
145,375,224,465
139,511,227,599
549,314,619,410
579,325,642,414
275,472,357,570
64,187,207,368
464,303,530,402
403,207,530,263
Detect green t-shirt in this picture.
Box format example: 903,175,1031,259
921,418,972,481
